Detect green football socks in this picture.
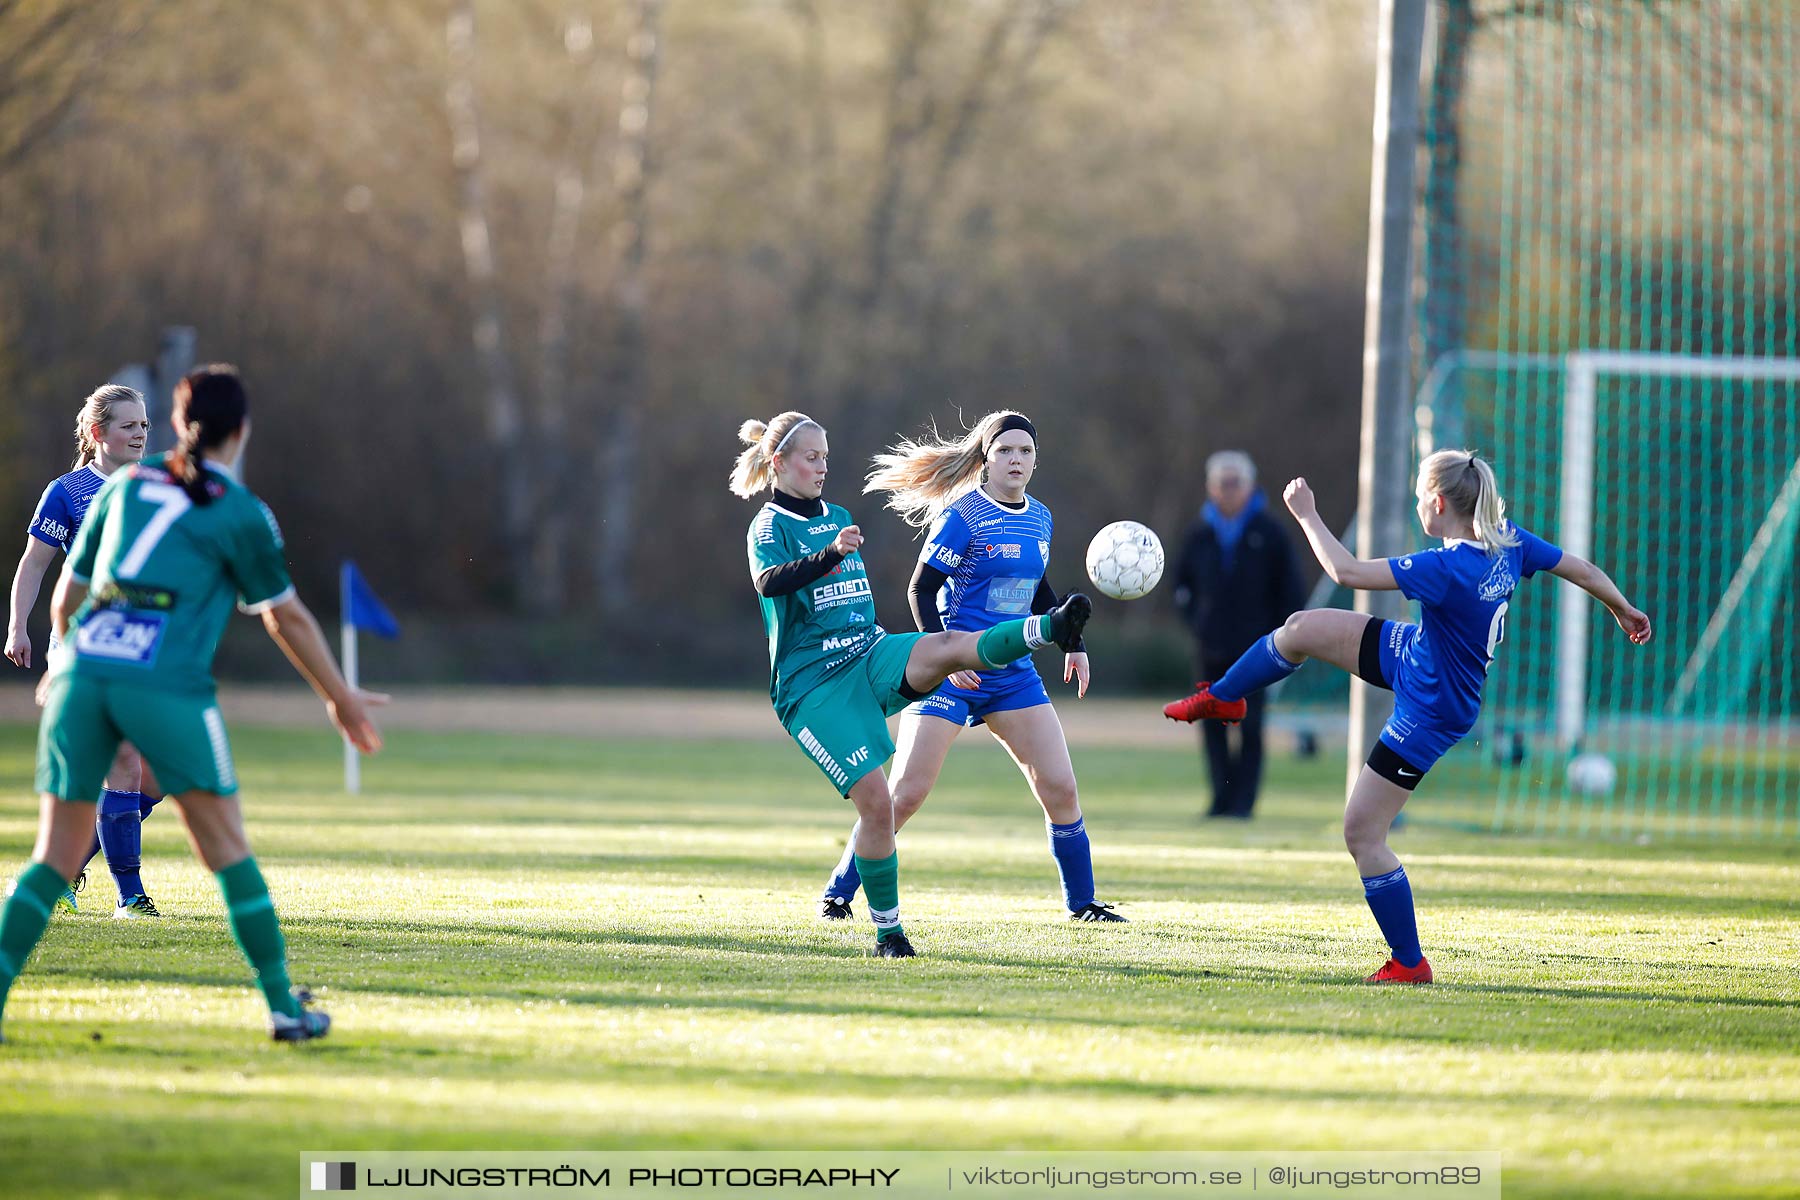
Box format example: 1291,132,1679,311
975,615,1050,670
854,851,904,938
0,862,68,1025
217,858,301,1019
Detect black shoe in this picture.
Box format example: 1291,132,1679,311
873,931,916,958
1047,592,1092,652
1070,901,1128,923
820,895,853,921
268,987,332,1043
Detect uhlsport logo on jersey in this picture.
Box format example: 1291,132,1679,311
310,1161,356,1191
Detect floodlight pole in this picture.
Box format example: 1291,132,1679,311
1349,0,1428,799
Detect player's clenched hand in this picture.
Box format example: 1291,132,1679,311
1064,652,1090,699
832,525,863,556
331,687,390,754
5,630,30,669
1613,604,1653,645
1283,478,1317,521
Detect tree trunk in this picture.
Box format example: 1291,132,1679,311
594,0,663,618
535,9,611,614
445,0,533,596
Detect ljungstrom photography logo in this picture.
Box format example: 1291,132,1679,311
310,1161,356,1191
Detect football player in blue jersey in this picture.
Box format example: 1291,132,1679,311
1165,450,1651,983
6,385,165,917
818,411,1125,924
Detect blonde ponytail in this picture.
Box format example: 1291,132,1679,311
1419,448,1519,555
865,410,1033,528
728,411,819,498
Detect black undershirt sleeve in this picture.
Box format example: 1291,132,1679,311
753,548,846,597
908,560,950,632
1031,577,1086,653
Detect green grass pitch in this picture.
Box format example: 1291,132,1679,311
0,717,1795,1199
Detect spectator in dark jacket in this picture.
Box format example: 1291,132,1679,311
1172,451,1306,818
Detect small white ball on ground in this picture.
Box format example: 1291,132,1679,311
1566,752,1618,796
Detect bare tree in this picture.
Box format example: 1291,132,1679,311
536,8,616,611
0,0,153,173
593,0,664,617
445,0,533,591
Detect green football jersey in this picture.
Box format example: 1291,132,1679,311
747,499,884,719
54,453,293,693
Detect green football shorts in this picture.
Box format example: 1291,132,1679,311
36,674,240,802
781,631,925,797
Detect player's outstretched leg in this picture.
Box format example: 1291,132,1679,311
1166,609,1369,723
1345,767,1431,984
905,594,1093,698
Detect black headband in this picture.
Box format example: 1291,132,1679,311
984,414,1037,457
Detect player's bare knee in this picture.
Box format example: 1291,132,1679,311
1037,779,1080,824
1344,819,1384,862
1274,611,1313,660
890,778,930,824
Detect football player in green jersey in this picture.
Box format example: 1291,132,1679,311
0,365,386,1044
732,411,1091,958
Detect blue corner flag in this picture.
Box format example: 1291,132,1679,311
341,561,400,639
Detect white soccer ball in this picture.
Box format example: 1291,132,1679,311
1566,752,1618,796
1084,521,1165,601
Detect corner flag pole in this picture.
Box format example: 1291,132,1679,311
341,563,361,795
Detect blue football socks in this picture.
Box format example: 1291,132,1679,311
97,789,148,902
824,835,862,901
1211,633,1302,703
1046,817,1096,912
1362,865,1424,967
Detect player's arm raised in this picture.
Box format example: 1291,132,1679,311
1281,478,1398,592
1547,553,1652,644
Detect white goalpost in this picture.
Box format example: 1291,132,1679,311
1417,348,1800,753
1556,351,1800,751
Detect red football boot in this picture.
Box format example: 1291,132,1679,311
1162,682,1247,725
1364,955,1434,984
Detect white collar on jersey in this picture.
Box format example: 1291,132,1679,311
1441,536,1482,549
975,484,1029,512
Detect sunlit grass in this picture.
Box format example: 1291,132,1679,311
0,722,1794,1199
